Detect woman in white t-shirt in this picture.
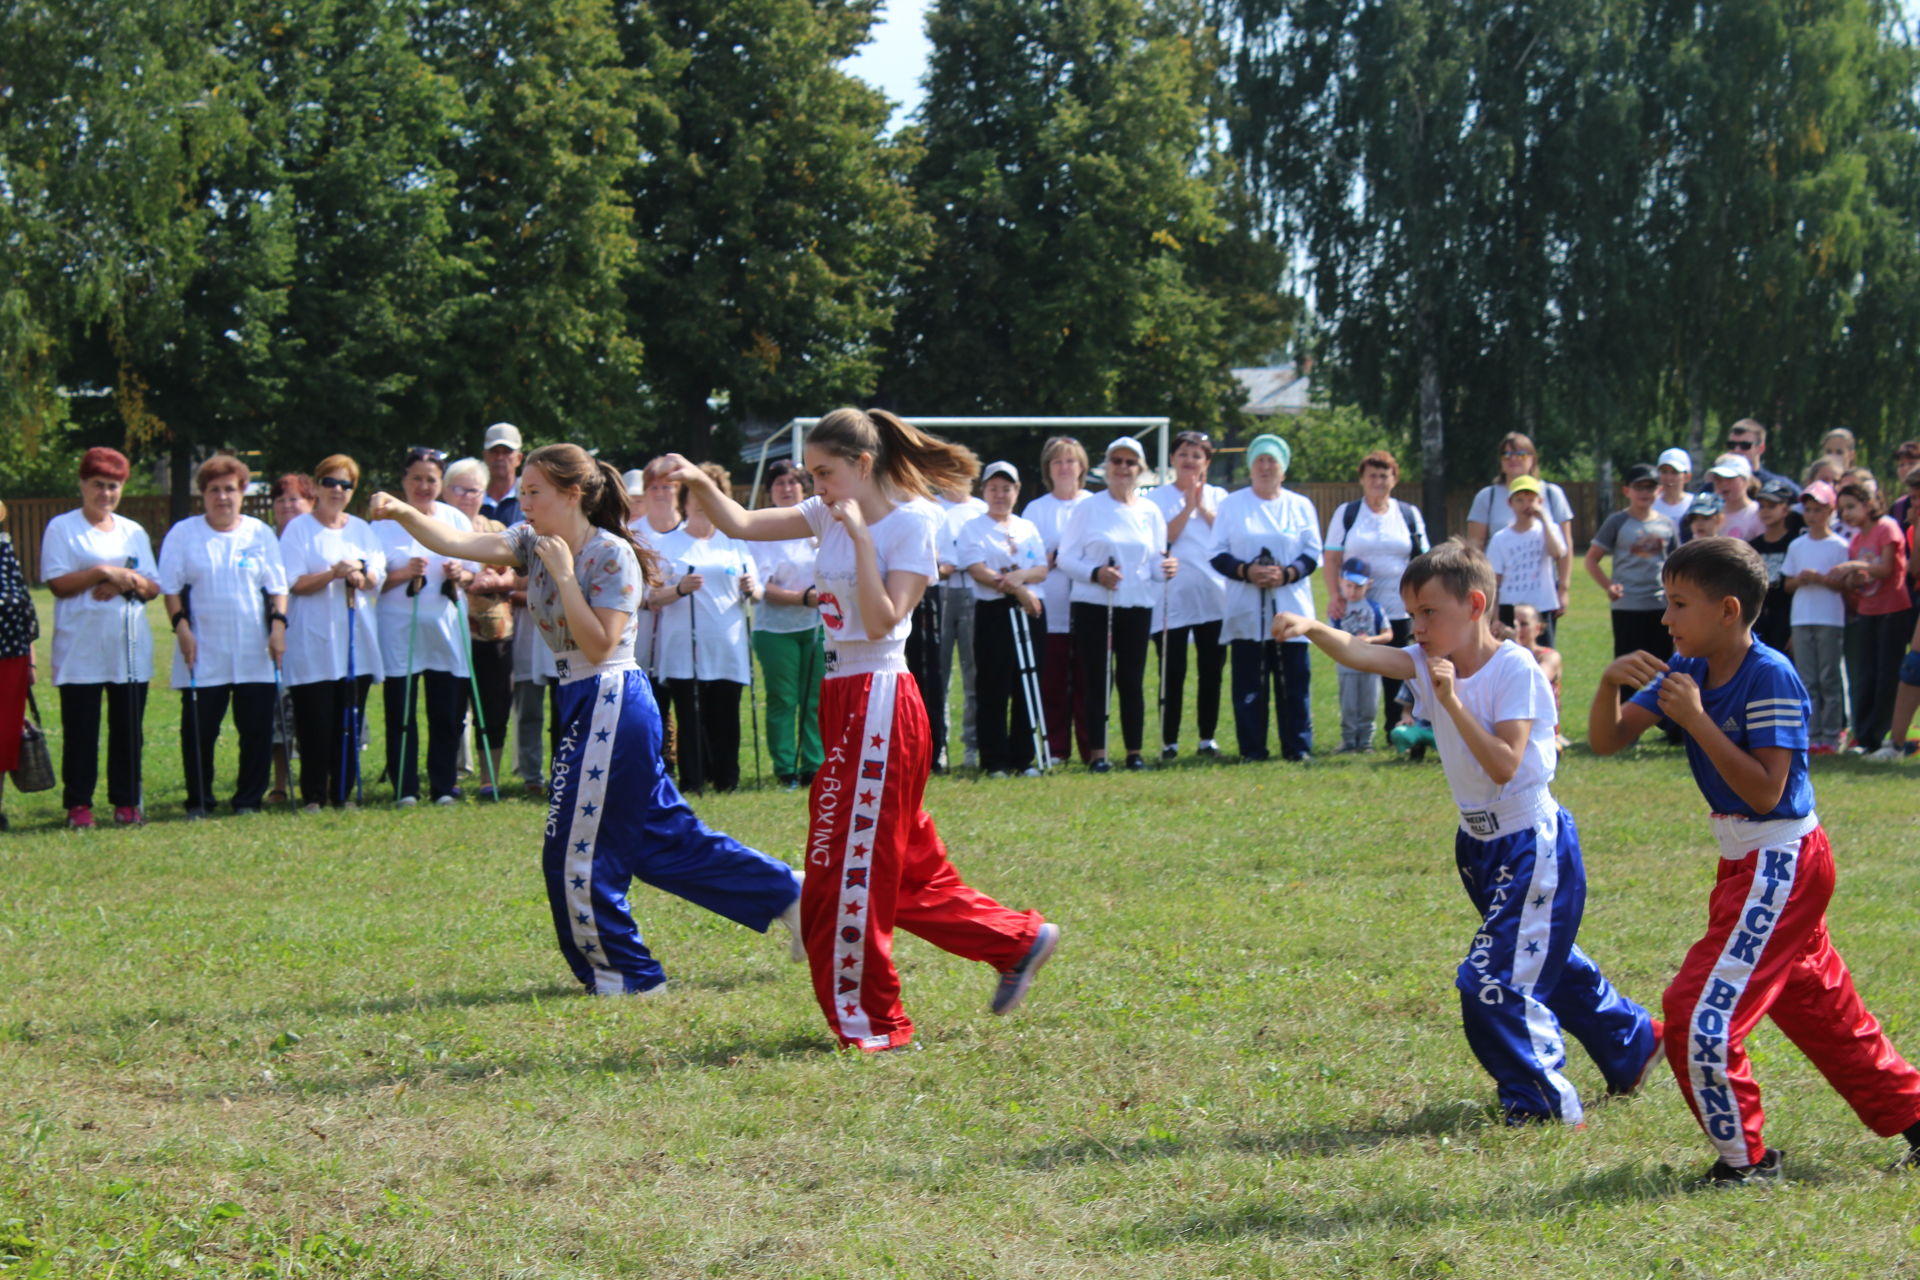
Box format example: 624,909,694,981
38,446,162,828
1465,432,1572,617
1148,430,1228,760
373,447,474,805
1324,448,1428,734
650,408,1058,1052
651,462,758,794
1210,433,1322,761
957,461,1049,776
1058,436,1179,772
1021,436,1092,765
280,453,386,809
746,460,824,788
158,454,290,816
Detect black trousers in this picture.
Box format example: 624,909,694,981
1153,619,1224,746
973,597,1039,773
1070,601,1152,755
289,675,374,807
906,591,945,765
58,681,148,810
384,669,468,800
1848,611,1906,751
1230,639,1313,761
470,636,513,751
664,677,742,793
180,681,276,812
1381,617,1413,733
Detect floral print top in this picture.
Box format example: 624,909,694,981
502,524,643,658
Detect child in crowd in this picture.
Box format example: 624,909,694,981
1389,683,1436,761
1590,537,1920,1186
1278,541,1660,1126
1684,493,1725,542
1835,482,1910,753
1510,604,1566,753
1708,455,1763,540
1747,481,1796,654
1334,556,1391,752
1587,463,1681,681
1654,449,1695,529
1486,476,1567,645
1781,481,1850,754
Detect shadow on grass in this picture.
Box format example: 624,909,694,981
1227,1100,1501,1158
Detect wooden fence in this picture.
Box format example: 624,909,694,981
3,494,276,585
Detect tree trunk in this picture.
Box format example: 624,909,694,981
1686,363,1706,462
1418,305,1446,540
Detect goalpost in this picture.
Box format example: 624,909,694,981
745,416,1174,508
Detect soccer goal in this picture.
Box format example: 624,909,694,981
745,416,1174,508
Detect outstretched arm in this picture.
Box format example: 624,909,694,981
366,493,517,566
1273,613,1418,679
647,454,812,542
1588,650,1667,754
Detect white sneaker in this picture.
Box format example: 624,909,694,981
778,898,807,963
963,747,979,769
395,796,418,808
434,794,456,806
1867,745,1901,762
987,770,1010,779
1021,767,1042,778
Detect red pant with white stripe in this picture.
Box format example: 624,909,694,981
804,669,1044,1050
1664,826,1920,1167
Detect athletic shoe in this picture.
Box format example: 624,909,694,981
184,808,209,822
434,795,456,806
1607,1018,1666,1097
396,796,419,808
987,770,1009,779
991,922,1060,1015
66,806,95,830
523,779,546,796
1867,744,1901,762
476,785,497,800
1124,753,1148,771
113,806,144,827
1089,758,1112,773
1196,740,1220,757
778,774,797,789
302,803,323,814
1689,1148,1783,1190
778,898,807,963
233,807,261,817
1809,743,1836,756
962,748,978,769
1161,743,1178,760
1021,767,1042,778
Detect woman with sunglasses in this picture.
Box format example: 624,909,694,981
1147,430,1228,759
1465,432,1573,626
1022,436,1091,765
373,446,474,805
1058,436,1179,771
281,455,386,809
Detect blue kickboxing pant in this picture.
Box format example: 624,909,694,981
544,667,801,995
1454,803,1657,1124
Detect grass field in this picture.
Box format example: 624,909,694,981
4,578,1920,1278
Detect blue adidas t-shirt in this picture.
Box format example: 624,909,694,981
1628,640,1813,820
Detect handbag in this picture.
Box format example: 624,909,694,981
13,689,55,793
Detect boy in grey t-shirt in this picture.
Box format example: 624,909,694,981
1585,464,1680,678
1333,557,1391,751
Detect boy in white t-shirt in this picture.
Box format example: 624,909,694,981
1486,476,1567,643
1781,480,1850,753
1276,540,1659,1125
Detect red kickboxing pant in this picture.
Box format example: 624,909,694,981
804,670,1043,1051
1663,826,1920,1167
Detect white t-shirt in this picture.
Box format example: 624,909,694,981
1057,491,1170,610
1405,640,1558,811
749,535,820,634
621,516,681,672
936,496,988,591
1023,490,1091,635
39,509,157,685
1468,481,1574,536
1781,530,1851,627
1486,521,1562,613
1652,494,1693,528
1211,486,1322,643
654,527,753,683
955,512,1047,605
279,512,387,686
372,502,474,679
1719,503,1765,542
799,495,938,671
1324,498,1427,621
157,515,290,689
1148,483,1229,628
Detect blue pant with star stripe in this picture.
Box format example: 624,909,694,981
544,668,801,995
1454,804,1656,1124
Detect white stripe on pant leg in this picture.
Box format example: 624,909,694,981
563,676,626,995
1512,810,1583,1125
1687,840,1801,1166
832,673,896,1047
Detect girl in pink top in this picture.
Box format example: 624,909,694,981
1835,484,1909,750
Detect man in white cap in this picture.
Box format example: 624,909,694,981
1653,448,1694,528
480,422,524,527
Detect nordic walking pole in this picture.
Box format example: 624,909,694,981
344,561,364,805
121,558,144,816
399,570,422,802
1103,554,1116,761
264,588,295,807
456,591,500,800
180,584,206,816
744,589,762,789
1157,544,1171,756
1255,547,1275,755
1011,605,1048,773
686,562,705,788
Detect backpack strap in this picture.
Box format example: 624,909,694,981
1398,500,1429,555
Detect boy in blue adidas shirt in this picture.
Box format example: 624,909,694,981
1590,536,1920,1186
1277,540,1659,1126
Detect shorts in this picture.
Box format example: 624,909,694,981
1900,650,1920,687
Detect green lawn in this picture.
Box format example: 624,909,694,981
4,580,1919,1278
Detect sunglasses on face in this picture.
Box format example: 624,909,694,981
1502,450,1533,459
405,446,447,467
1106,456,1142,468
318,476,354,491
1727,439,1757,451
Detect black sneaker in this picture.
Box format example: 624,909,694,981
1124,753,1148,771
1196,741,1220,757
1089,758,1113,773
1160,743,1178,760
1689,1148,1784,1190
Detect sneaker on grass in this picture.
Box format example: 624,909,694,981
1688,1148,1783,1190
990,922,1060,1016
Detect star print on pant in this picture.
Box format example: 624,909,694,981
804,670,1042,1050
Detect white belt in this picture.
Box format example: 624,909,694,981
1708,811,1819,860
823,645,908,679
1457,790,1559,841
552,648,638,685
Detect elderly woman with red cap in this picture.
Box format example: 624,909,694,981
39,447,162,827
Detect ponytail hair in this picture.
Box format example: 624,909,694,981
524,443,664,586
808,407,979,500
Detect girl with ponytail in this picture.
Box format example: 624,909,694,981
649,407,1059,1052
367,442,803,997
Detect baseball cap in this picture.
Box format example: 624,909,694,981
1802,479,1837,507
1706,454,1753,480
1757,480,1795,505
1341,555,1372,584
1245,434,1291,471
1507,475,1543,497
1657,447,1692,473
1622,463,1658,486
1687,492,1724,517
1104,436,1147,464
981,460,1020,486
483,422,523,452
622,468,646,496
